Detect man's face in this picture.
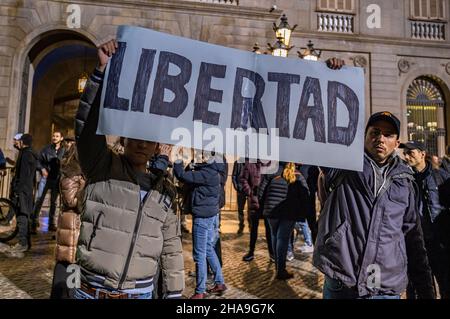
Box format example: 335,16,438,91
365,120,400,164
123,138,157,167
52,132,63,145
403,148,425,169
13,139,21,150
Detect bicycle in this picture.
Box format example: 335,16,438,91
0,197,18,243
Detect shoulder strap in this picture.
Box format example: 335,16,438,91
327,170,348,194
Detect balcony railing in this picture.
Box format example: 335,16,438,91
317,12,354,33
411,20,446,40
185,0,239,5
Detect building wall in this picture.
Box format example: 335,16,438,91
0,0,449,157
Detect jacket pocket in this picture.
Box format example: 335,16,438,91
87,211,104,251
325,220,350,246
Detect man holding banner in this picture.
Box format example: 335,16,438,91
73,39,184,299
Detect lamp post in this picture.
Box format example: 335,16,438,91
78,46,88,93
273,13,297,46
297,40,322,61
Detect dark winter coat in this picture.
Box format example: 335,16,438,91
11,146,38,214
313,153,434,298
239,162,263,215
173,159,226,218
260,164,310,221
232,160,246,193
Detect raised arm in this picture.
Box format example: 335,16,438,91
75,40,118,178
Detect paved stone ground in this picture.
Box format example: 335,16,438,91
0,210,324,299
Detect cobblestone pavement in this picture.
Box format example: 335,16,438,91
0,211,323,299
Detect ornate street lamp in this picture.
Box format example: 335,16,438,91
273,14,297,46
252,43,262,54
268,37,294,57
78,74,88,93
297,40,322,61
78,45,88,93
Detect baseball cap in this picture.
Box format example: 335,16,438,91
366,111,400,136
14,133,23,140
399,141,426,152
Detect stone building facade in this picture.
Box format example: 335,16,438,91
0,0,449,205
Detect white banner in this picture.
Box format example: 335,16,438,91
98,25,365,171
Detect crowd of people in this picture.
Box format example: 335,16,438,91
0,39,449,300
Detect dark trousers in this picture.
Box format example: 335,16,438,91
50,261,74,299
33,178,59,226
237,192,246,229
248,212,273,257
407,214,450,299
267,218,296,274
305,194,318,243
15,193,33,247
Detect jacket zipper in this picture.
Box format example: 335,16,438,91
87,212,104,251
358,165,397,289
118,189,152,289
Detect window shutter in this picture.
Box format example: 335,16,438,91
438,0,444,19
421,0,428,18
430,0,438,18
345,0,353,11
320,0,328,10
413,0,421,17
329,0,336,10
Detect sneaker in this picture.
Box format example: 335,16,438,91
276,270,294,280
0,242,10,253
190,293,207,299
242,252,254,262
208,283,227,296
286,251,295,262
9,243,29,253
300,244,314,253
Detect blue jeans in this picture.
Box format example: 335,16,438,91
323,277,400,299
296,219,313,246
37,176,47,199
192,214,224,294
268,218,296,274
73,287,152,299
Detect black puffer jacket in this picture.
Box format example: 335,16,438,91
260,164,310,221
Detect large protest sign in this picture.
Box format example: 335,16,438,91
98,25,365,171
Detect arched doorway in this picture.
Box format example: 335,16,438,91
19,30,97,149
406,76,447,157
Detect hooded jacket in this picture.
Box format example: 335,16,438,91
313,153,434,298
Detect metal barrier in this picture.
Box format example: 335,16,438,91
0,167,13,199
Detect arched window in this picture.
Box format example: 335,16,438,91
406,77,446,156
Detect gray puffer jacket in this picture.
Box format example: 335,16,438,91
313,153,434,298
75,68,184,293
